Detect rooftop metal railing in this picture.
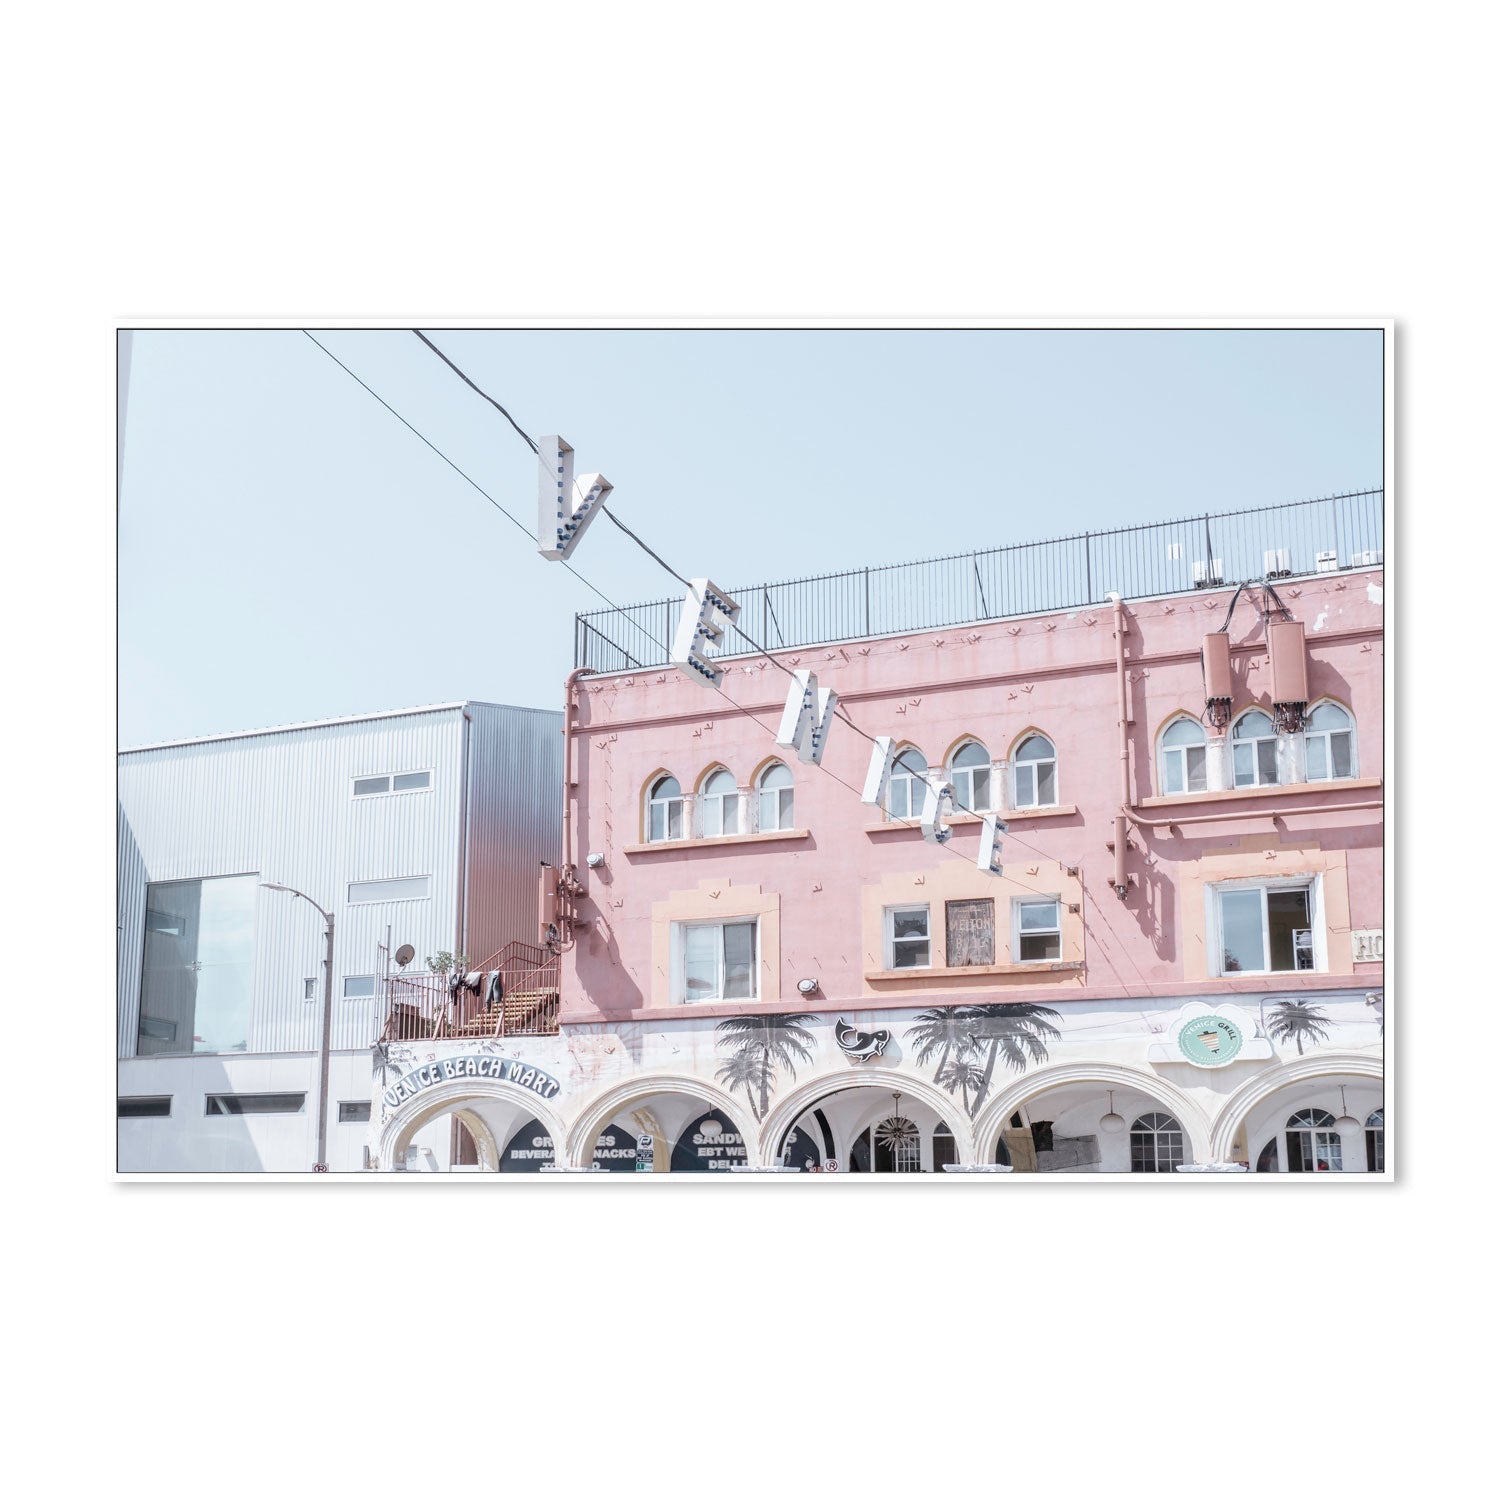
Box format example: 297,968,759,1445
573,487,1384,673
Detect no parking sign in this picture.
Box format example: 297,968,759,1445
825,1159,840,1173
636,1134,654,1171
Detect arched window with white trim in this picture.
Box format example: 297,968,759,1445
1286,1107,1342,1172
949,740,995,812
1231,709,1279,787
646,775,684,843
1012,734,1058,808
697,767,740,837
1129,1113,1184,1173
887,746,928,820
1365,1108,1384,1172
1305,701,1357,781
1158,716,1208,795
757,761,794,831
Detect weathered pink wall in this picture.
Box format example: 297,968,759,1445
562,573,1384,1022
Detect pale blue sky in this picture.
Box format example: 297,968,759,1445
118,328,1383,746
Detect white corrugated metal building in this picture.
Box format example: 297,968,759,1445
116,701,562,1172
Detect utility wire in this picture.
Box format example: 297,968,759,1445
397,328,1076,864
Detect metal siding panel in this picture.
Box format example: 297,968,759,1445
117,709,467,1060
463,704,565,961
117,803,148,1056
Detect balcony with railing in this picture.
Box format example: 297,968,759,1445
574,487,1384,673
379,940,561,1043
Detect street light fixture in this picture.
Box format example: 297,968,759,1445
262,882,335,1172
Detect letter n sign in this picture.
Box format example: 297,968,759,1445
776,670,839,764
537,435,612,561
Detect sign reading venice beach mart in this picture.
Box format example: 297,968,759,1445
382,1055,561,1111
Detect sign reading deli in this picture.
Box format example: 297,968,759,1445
383,1055,561,1110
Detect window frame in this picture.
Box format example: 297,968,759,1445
1304,700,1358,782
351,769,434,799
697,767,741,838
1011,734,1059,809
884,904,932,970
346,875,431,904
342,974,378,1000
1206,875,1324,977
1158,715,1209,796
948,740,995,813
1129,1112,1185,1173
1230,709,1280,788
673,917,760,1004
1012,897,1063,963
1286,1107,1343,1172
756,760,795,832
944,897,996,967
886,746,929,821
646,774,686,843
338,1100,373,1124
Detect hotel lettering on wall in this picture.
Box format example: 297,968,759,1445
382,1055,562,1111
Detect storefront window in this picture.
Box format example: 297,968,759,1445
138,875,257,1055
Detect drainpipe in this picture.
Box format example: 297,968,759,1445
1108,592,1131,900
561,668,595,913
456,709,473,958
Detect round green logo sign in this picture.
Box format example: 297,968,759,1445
1177,1014,1243,1068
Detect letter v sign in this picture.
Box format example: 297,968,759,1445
537,435,613,561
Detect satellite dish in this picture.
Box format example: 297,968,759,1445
394,944,415,968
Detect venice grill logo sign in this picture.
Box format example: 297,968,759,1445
382,1056,562,1109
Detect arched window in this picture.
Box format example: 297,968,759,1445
1232,710,1279,787
698,768,739,837
1305,701,1356,781
887,746,928,820
872,1115,922,1173
1230,711,1278,792
1286,1107,1342,1172
647,775,684,842
1365,1108,1384,1172
1012,734,1058,808
932,1122,957,1172
949,740,994,812
757,761,794,831
1129,1112,1184,1173
1159,716,1208,795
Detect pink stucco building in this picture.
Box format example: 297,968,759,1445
367,500,1386,1175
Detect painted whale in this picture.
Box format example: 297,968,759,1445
835,1017,892,1061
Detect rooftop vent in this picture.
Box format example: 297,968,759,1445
1192,559,1224,589
1315,550,1339,573
1263,548,1292,578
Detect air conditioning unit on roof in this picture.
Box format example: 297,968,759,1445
1263,548,1292,578
1192,559,1224,588
1315,550,1339,573
1350,549,1383,566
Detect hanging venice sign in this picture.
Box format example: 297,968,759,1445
1176,1015,1244,1069
533,450,1009,876
382,1055,562,1110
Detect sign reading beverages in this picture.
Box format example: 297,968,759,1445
500,1117,637,1173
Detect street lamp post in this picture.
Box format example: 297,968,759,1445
262,882,335,1172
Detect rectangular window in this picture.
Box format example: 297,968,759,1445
205,1093,306,1115
343,975,377,999
886,906,931,969
678,920,758,1002
1214,881,1317,975
303,977,317,1000
117,1096,172,1118
347,876,430,903
1015,900,1062,962
354,771,432,797
137,874,257,1057
945,899,995,966
338,1101,372,1123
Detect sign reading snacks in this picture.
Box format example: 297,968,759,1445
382,1055,561,1110
1176,1015,1244,1068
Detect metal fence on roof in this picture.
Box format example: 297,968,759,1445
574,488,1384,673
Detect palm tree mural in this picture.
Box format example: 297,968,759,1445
910,1003,1063,1119
714,1013,817,1122
1266,1000,1332,1056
